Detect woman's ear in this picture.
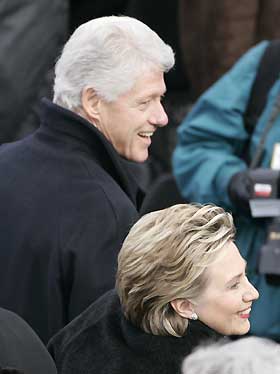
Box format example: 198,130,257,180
81,87,101,122
170,299,196,319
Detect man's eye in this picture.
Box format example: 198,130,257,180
138,101,150,111
140,100,149,106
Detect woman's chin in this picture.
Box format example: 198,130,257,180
233,320,251,335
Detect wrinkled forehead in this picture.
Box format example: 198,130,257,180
126,69,167,97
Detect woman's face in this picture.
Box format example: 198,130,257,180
193,241,259,336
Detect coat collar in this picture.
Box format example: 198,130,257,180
40,98,144,209
49,289,223,374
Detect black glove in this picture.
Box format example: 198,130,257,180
228,170,251,214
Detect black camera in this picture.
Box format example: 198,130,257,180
248,169,280,277
249,168,280,218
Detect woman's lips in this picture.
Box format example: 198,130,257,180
239,307,251,319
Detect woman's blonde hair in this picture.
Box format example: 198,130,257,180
116,203,235,337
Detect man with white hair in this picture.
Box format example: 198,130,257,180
182,336,280,374
0,16,174,343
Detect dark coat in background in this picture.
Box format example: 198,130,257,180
48,290,221,374
0,0,68,143
0,99,142,343
0,308,57,374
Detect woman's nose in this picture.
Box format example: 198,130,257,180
243,281,259,302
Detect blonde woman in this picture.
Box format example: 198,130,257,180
48,204,259,374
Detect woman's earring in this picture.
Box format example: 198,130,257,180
190,312,198,320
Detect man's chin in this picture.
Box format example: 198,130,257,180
120,154,148,164
124,153,148,164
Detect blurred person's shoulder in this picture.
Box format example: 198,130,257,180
0,308,57,374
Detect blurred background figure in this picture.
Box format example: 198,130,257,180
173,40,280,342
0,0,68,143
182,336,280,374
179,0,280,97
0,307,57,374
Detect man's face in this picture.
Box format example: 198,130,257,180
97,69,168,162
194,242,259,336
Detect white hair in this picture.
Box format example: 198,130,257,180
182,337,280,374
53,15,175,110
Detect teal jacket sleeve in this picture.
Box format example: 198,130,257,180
172,41,269,210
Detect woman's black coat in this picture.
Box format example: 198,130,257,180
48,290,221,374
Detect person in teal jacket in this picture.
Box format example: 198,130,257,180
173,40,280,341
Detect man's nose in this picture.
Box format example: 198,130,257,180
149,103,168,127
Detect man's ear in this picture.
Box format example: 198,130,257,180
170,299,195,319
81,87,101,121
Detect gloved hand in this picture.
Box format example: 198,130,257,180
228,170,251,214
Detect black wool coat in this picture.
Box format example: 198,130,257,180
0,307,57,374
0,99,142,343
48,290,221,374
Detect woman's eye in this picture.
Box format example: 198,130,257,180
230,282,240,290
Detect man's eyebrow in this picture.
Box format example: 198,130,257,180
138,88,166,100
